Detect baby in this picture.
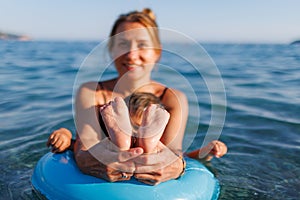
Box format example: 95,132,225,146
47,92,227,161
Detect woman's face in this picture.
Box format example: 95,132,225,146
110,22,161,80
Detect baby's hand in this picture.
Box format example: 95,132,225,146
186,140,227,161
46,128,72,153
206,140,227,161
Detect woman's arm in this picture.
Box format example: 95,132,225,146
160,89,188,150
74,82,103,149
74,137,143,182
133,142,185,185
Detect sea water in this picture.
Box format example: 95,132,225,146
0,40,299,199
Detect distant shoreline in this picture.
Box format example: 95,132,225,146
290,40,300,45
0,31,31,41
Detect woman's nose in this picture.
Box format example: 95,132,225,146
125,43,139,60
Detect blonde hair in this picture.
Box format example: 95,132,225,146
108,8,161,54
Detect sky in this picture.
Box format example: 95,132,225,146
1,0,300,43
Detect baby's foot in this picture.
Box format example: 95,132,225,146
137,104,170,153
100,97,132,150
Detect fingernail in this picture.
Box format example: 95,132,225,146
134,148,143,155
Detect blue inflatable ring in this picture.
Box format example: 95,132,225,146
32,151,220,200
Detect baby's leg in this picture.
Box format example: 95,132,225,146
137,105,170,153
100,97,132,151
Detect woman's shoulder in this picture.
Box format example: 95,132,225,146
150,81,187,101
157,86,188,109
76,81,100,97
75,82,99,105
79,78,116,91
164,87,187,102
76,81,106,105
79,81,99,89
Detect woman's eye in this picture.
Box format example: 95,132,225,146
138,42,149,48
118,42,129,48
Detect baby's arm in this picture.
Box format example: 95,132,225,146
186,140,227,161
46,128,74,153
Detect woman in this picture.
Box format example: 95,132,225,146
70,8,188,185
50,8,227,185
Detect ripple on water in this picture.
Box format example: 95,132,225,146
1,42,300,199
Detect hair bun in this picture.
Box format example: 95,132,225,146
142,8,156,21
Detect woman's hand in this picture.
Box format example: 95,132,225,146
133,142,184,185
47,128,72,153
74,138,144,182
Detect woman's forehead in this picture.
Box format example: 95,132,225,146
114,22,152,41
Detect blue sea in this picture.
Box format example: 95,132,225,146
0,40,299,200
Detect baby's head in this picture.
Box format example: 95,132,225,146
128,92,163,126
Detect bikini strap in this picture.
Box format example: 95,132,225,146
99,82,107,104
98,82,109,137
159,87,168,100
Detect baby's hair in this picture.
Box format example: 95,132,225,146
129,92,162,120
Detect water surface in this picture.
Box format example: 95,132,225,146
0,41,299,199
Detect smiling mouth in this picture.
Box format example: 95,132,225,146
124,64,141,70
